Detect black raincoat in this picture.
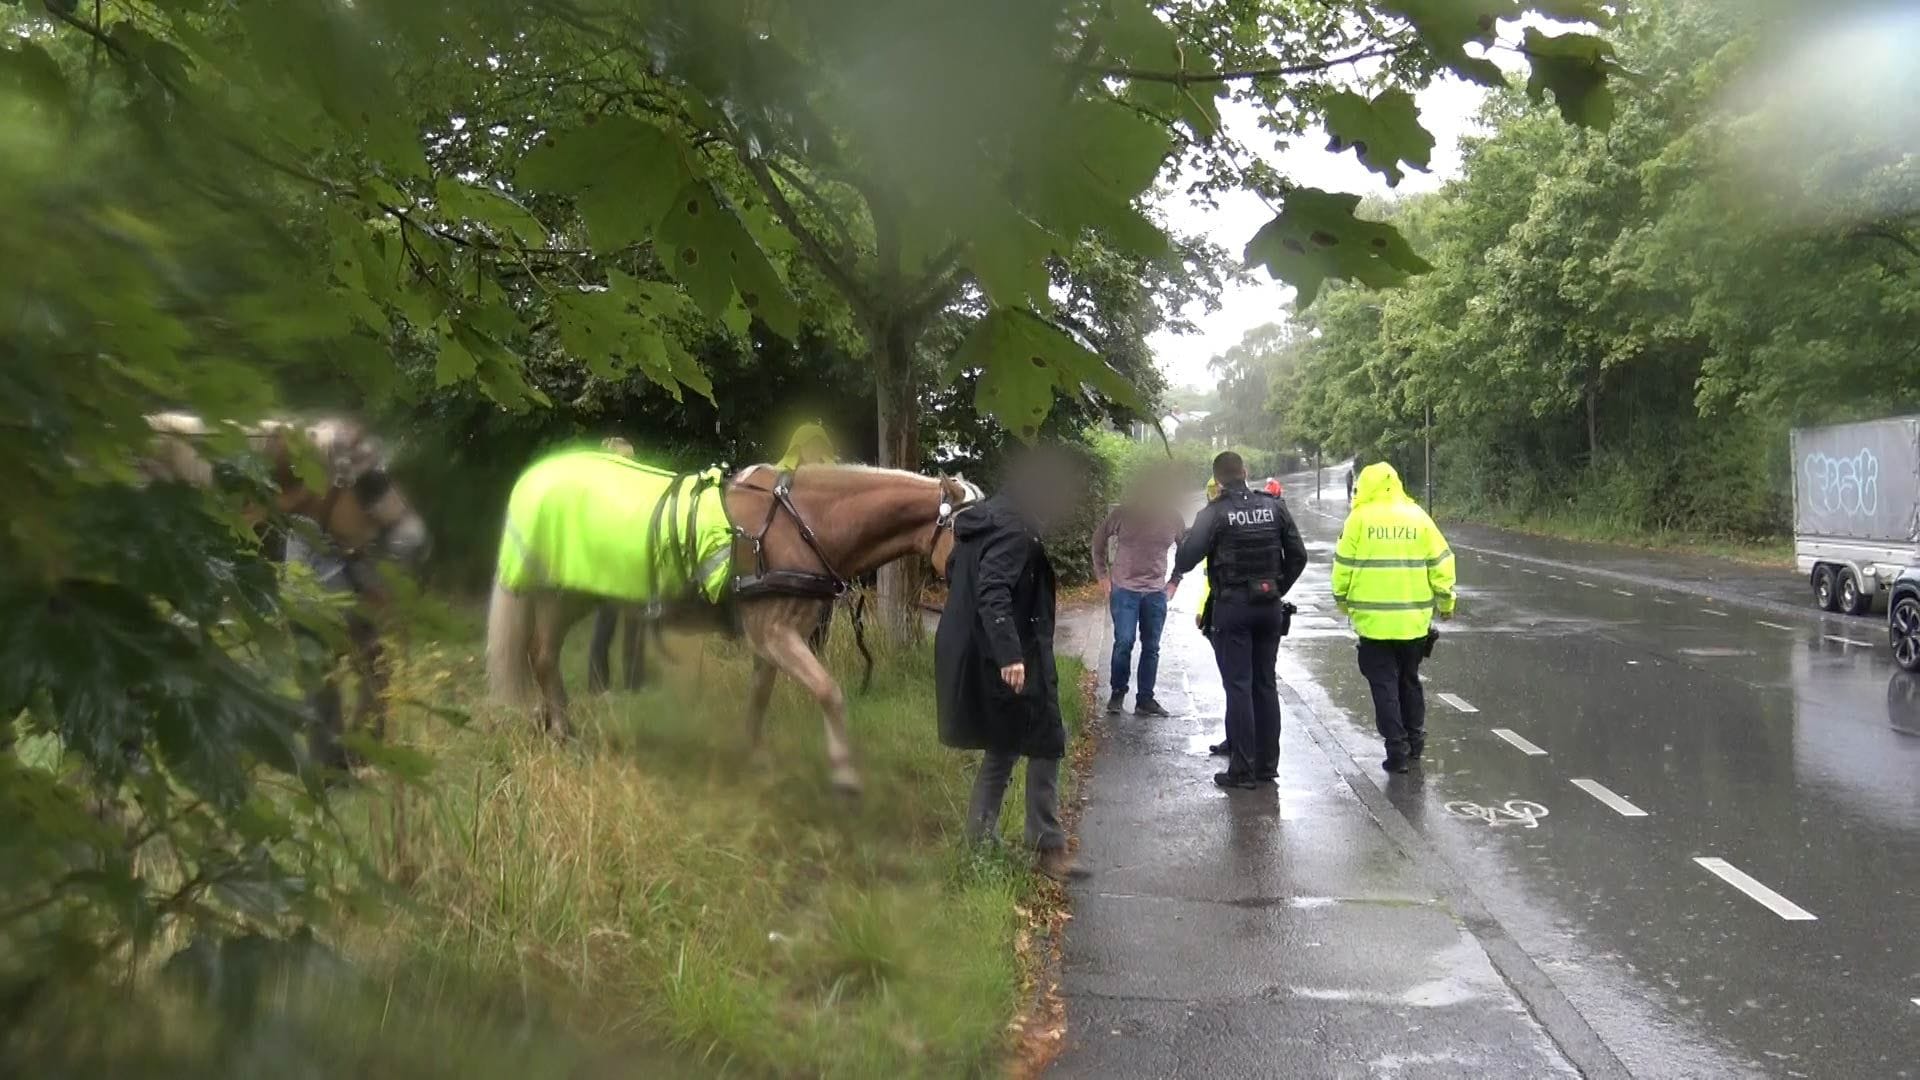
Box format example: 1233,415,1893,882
934,494,1064,759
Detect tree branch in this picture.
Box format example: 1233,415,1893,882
727,125,873,318
762,158,865,261
1096,43,1407,84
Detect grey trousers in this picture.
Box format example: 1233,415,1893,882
966,751,1065,852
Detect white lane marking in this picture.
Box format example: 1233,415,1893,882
1576,580,1599,589
1652,598,1675,605
1756,621,1796,632
1612,589,1636,597
1693,858,1816,921
1521,568,1541,575
1437,692,1479,714
1912,998,1920,1009
1570,778,1648,818
1699,608,1730,618
1491,728,1548,756
1548,574,1567,581
1824,634,1876,648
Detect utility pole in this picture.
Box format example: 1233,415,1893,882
1423,404,1434,508
1314,449,1322,502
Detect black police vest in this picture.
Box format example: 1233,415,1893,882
1212,489,1285,594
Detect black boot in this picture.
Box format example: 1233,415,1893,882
1208,740,1232,756
1106,691,1125,715
1135,697,1170,717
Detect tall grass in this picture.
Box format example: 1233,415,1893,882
4,611,1087,1079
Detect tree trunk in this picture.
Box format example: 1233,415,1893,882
873,323,923,638
1585,371,1600,466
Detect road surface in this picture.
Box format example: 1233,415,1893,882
1056,479,1920,1078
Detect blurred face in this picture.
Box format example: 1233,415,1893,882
1007,448,1085,534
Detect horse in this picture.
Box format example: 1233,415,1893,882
141,412,430,766
485,450,979,794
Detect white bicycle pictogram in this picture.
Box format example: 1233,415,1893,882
1444,799,1549,829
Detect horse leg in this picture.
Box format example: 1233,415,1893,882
530,596,575,739
621,605,645,691
347,613,389,748
744,658,777,750
757,620,859,795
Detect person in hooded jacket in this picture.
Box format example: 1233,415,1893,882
1332,462,1456,773
936,447,1079,882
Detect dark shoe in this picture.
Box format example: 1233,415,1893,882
1134,697,1171,717
1382,757,1411,774
1254,765,1278,781
1214,771,1260,790
1408,739,1425,761
1036,848,1088,882
1208,740,1232,757
1106,691,1125,715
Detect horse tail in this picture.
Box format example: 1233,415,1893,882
486,581,535,704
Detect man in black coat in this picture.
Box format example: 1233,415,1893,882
1173,451,1309,790
936,449,1078,881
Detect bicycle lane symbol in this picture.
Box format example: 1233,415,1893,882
1444,800,1550,829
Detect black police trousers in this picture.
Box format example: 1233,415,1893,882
1212,596,1284,778
1356,637,1427,761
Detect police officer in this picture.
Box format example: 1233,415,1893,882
1173,451,1309,789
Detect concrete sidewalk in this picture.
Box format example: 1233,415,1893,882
1051,591,1583,1079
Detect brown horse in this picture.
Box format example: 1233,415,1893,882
486,461,979,794
142,412,430,565
142,412,430,764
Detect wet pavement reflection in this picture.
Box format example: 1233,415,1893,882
1281,492,1920,1079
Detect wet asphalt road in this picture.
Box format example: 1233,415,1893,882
1278,487,1920,1078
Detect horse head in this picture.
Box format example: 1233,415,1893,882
281,418,431,568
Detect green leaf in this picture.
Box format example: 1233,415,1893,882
516,116,685,248
434,178,547,246
1324,89,1434,187
1022,100,1172,259
953,309,1142,440
235,0,426,176
966,211,1057,309
1380,0,1518,87
1529,0,1616,27
433,321,478,386
1522,28,1617,129
654,181,802,338
1243,187,1434,310
550,272,711,400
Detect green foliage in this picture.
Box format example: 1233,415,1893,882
1324,89,1436,186
1245,188,1435,310
1288,0,1920,542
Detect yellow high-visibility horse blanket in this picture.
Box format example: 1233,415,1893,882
495,449,733,603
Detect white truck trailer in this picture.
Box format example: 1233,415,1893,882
1792,415,1920,617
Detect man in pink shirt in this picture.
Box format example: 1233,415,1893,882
1092,484,1186,716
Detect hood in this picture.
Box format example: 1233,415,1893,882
1354,462,1407,507
954,493,1031,542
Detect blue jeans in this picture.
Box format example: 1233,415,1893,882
1109,588,1168,699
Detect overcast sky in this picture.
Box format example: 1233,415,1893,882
1146,76,1489,393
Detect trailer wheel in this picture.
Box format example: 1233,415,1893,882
1892,596,1920,673
1813,565,1840,612
1839,570,1873,617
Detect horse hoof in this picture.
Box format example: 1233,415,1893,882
831,774,864,799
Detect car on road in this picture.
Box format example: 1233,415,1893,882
1890,568,1920,672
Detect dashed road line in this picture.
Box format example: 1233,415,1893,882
1693,858,1816,921
1548,574,1567,581
1824,634,1876,649
1437,692,1479,714
1570,778,1648,818
1699,608,1730,618
1576,580,1599,589
1652,597,1675,605
1756,620,1796,632
1491,728,1548,756
1611,588,1635,597
1521,568,1541,575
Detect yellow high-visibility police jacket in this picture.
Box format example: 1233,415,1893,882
1332,462,1456,641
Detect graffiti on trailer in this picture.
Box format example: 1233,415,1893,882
1802,449,1880,519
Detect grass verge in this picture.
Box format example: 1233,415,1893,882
1436,506,1793,567
5,609,1089,1079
